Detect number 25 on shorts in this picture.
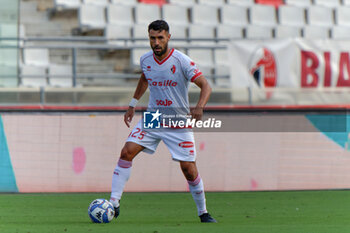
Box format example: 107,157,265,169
128,127,146,140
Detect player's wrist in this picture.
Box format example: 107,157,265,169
129,98,138,108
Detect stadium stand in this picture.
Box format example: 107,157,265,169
314,0,341,8
54,0,80,10
245,25,274,39
278,5,306,27
331,25,350,39
275,25,301,38
216,24,244,40
213,48,229,67
78,4,106,30
134,3,161,25
284,0,312,7
130,48,150,67
188,24,216,45
187,48,213,77
197,0,226,6
23,48,50,67
82,0,109,7
104,24,132,45
168,0,196,6
249,4,277,27
335,6,350,27
111,0,137,5
255,0,284,8
106,4,134,26
20,65,47,87
138,0,167,6
48,64,73,87
227,0,255,6
303,25,330,39
161,4,189,26
220,4,249,26
191,4,219,26
306,6,334,28
10,0,350,93
133,24,151,45
167,24,188,46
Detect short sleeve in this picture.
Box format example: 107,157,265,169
180,54,203,82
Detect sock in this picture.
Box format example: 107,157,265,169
110,159,132,207
188,175,208,216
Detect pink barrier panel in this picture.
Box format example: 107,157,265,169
3,113,349,192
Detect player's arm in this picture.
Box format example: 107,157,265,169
124,73,149,127
191,75,212,121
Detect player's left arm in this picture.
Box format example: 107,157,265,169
191,75,212,121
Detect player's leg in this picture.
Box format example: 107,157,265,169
110,119,161,218
162,130,216,222
180,161,216,223
110,142,144,216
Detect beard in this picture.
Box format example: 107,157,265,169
152,44,168,57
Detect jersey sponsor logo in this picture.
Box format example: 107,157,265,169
147,78,178,87
190,61,195,66
178,141,194,148
156,99,173,106
189,150,195,156
171,65,176,74
147,66,151,71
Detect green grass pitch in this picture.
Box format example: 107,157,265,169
1,190,350,233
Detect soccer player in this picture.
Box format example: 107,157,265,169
109,20,217,223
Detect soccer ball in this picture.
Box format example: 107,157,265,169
88,199,115,223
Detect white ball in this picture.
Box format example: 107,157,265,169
88,199,115,223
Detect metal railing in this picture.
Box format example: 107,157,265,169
0,36,230,88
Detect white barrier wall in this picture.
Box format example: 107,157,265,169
2,112,350,193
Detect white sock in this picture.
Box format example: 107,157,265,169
110,159,132,207
188,175,208,216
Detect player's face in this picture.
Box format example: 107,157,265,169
149,29,171,58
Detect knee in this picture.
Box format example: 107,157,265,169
181,162,198,181
120,146,134,161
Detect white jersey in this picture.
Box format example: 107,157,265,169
126,48,201,160
140,48,202,116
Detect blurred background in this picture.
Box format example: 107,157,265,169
2,0,350,106
2,0,350,194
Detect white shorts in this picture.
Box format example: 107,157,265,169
126,119,196,162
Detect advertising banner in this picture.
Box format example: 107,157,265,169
229,39,350,89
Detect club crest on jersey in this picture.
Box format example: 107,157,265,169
190,61,195,66
171,65,176,74
147,66,151,71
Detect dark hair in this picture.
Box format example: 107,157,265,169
148,20,169,33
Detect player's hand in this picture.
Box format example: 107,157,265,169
124,107,135,128
191,107,203,121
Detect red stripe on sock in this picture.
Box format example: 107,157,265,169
118,159,132,168
187,175,201,186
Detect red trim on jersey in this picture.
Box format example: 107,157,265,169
153,48,174,65
191,72,203,82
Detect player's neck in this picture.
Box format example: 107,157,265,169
154,48,171,62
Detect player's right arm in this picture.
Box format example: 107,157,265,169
124,73,148,127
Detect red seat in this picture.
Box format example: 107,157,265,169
255,0,284,8
138,0,167,6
